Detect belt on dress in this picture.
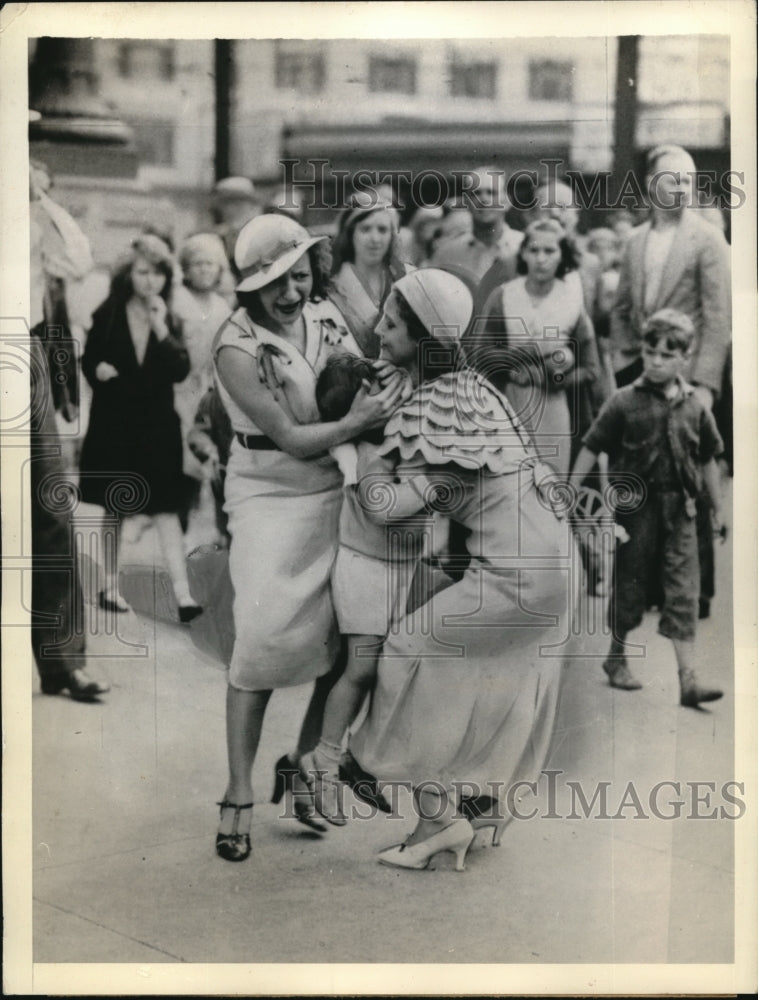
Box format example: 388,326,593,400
235,431,281,450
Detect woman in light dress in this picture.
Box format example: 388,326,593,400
320,269,574,872
212,214,406,862
481,218,603,479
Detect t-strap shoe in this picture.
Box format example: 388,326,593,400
215,800,253,862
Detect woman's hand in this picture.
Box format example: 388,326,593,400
344,375,408,433
372,359,414,403
148,295,169,340
372,358,400,385
95,361,119,382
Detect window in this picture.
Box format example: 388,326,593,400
369,55,417,94
117,41,175,81
274,46,325,92
528,59,574,101
449,60,497,99
127,119,175,166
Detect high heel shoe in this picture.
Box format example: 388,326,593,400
300,752,347,826
339,749,392,813
215,800,253,862
271,754,327,834
459,796,508,847
378,818,475,872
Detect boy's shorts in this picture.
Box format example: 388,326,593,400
610,490,699,642
332,546,414,636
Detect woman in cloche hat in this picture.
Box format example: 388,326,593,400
304,268,573,873
212,214,406,861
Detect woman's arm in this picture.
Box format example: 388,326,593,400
356,454,460,523
80,308,113,388
216,345,406,459
563,309,601,390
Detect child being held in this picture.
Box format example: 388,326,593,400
571,308,726,708
305,352,428,823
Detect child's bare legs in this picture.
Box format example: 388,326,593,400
602,632,643,689
152,512,198,609
309,634,382,823
98,512,129,610
673,637,723,708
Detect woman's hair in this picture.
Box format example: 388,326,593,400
235,239,332,314
642,308,695,354
394,289,459,383
516,219,578,278
179,232,229,290
109,233,175,305
330,199,405,278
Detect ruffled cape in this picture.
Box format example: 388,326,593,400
378,368,534,474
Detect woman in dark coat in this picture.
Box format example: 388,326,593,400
80,234,201,620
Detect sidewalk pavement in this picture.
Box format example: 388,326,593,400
32,501,734,966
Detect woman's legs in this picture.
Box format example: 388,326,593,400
406,784,457,845
152,511,197,607
220,685,272,821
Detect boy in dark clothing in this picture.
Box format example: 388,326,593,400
572,308,725,708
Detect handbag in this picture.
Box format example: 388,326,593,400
185,543,236,665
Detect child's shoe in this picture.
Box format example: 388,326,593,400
602,658,642,690
678,667,723,708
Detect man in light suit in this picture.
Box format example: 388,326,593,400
611,144,731,618
430,165,523,311
611,144,731,403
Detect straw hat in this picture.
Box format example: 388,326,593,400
393,268,473,350
234,215,326,293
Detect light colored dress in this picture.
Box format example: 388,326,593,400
212,300,361,691
329,263,394,359
499,273,600,477
172,284,231,479
349,368,574,802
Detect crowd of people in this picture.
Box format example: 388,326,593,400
29,142,732,873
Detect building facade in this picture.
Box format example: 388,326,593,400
29,35,730,267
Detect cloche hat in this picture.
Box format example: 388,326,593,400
393,268,473,350
234,214,326,293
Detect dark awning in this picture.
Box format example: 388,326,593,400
282,118,572,175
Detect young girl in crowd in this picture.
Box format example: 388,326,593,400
328,192,408,358
481,218,603,478
79,234,202,621
172,233,232,545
